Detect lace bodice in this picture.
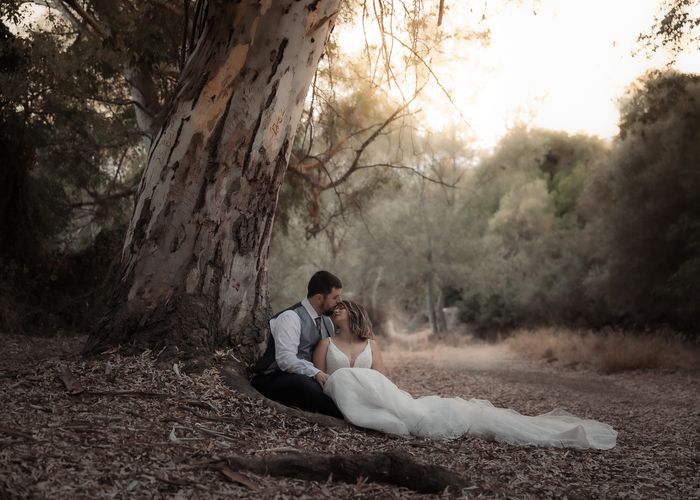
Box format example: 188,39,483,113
326,339,372,374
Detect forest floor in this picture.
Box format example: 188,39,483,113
1,332,698,499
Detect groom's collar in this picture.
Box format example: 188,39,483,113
301,297,320,320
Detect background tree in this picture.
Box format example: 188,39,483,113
461,128,608,328
276,0,453,241
0,13,143,333
270,127,473,334
0,0,200,258
0,14,142,255
581,70,700,332
268,125,613,334
273,68,700,338
45,0,193,144
640,0,700,58
281,58,420,240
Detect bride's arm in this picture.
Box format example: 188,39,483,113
312,338,330,373
370,340,386,374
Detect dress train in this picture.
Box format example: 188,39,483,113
324,367,617,449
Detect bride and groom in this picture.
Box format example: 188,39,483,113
252,271,617,450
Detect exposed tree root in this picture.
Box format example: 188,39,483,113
218,365,348,428
212,450,471,494
83,338,347,428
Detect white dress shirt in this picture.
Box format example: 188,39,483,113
269,298,321,377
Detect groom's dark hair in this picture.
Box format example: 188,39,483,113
307,270,342,297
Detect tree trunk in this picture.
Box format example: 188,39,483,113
123,63,161,146
0,115,38,260
426,273,438,335
426,269,447,337
85,0,340,369
435,286,448,334
370,266,383,310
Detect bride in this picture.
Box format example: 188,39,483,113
312,300,617,450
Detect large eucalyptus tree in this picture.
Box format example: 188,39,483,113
85,1,342,367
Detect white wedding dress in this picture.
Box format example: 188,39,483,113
323,340,617,449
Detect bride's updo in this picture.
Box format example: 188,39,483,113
341,300,374,340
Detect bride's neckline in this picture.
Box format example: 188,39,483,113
330,338,370,367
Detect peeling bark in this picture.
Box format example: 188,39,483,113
86,0,341,368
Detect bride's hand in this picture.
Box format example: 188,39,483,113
314,371,329,387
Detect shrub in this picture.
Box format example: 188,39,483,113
505,327,699,373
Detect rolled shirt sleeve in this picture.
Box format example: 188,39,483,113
271,310,320,377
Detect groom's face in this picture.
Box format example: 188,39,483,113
320,287,342,315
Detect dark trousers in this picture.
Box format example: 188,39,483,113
252,371,343,419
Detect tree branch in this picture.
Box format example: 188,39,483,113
438,0,445,26
356,162,457,187
327,100,412,189
57,0,107,38
295,121,380,174
86,96,155,116
386,31,472,128
69,186,137,209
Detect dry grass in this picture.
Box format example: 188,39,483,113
504,327,700,373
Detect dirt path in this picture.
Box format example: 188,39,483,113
385,341,634,399
1,334,698,499
384,340,699,499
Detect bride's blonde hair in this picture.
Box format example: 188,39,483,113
341,300,374,340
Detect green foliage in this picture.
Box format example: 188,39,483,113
0,2,191,332
0,19,140,253
0,1,24,25
281,47,421,238
581,70,700,331
0,0,192,255
640,0,700,57
272,104,684,332
4,3,698,338
551,162,590,223
431,128,606,328
271,69,700,337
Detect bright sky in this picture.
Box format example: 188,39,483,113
338,0,700,149
12,1,700,151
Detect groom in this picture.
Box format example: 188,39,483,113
252,270,343,418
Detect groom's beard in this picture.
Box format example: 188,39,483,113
322,305,337,316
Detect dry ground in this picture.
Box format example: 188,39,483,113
0,333,698,499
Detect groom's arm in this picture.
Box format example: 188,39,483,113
272,311,320,377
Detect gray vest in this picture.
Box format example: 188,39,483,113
254,303,335,375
